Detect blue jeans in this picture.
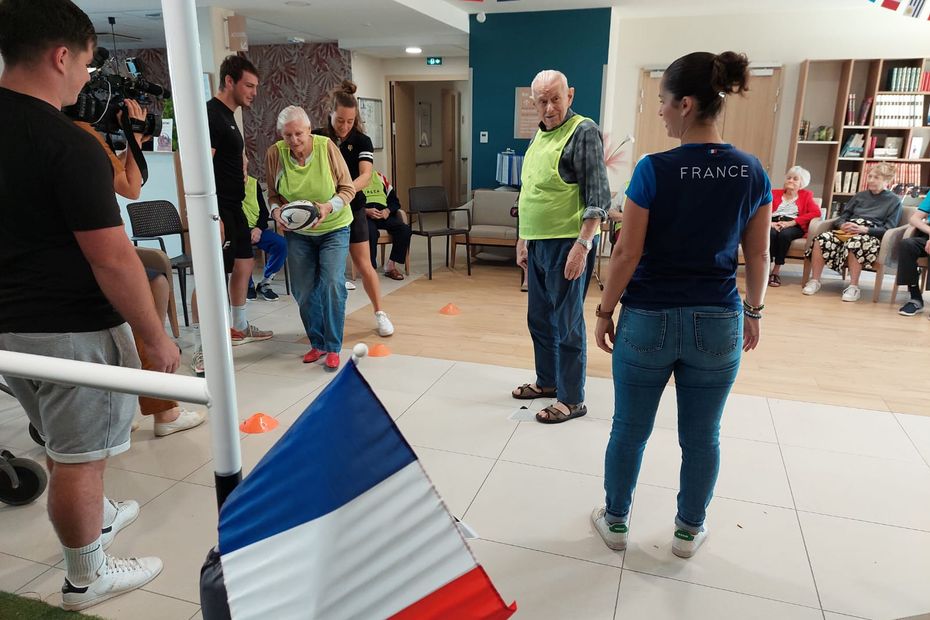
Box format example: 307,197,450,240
604,305,743,529
253,229,287,280
526,237,598,404
286,227,350,352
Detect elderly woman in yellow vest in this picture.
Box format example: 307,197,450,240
363,170,412,280
266,105,356,370
512,69,610,424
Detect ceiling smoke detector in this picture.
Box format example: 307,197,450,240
288,36,305,44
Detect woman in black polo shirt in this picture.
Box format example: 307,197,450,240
313,80,395,337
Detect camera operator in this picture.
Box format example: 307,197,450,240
74,98,148,199
0,0,176,610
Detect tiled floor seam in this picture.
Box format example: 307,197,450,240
140,585,203,606
619,568,827,613
767,397,827,616
795,508,930,535
890,407,930,470
461,423,521,520
391,361,458,423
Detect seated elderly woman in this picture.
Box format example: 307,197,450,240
768,165,820,287
802,161,902,302
266,105,356,369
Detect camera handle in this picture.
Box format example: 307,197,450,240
118,112,149,186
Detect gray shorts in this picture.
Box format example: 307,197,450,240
0,324,140,464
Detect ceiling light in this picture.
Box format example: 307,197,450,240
144,12,162,19
284,1,311,6
405,46,422,54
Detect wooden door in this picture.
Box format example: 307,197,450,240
633,70,678,161
441,88,460,207
720,67,782,173
391,81,416,206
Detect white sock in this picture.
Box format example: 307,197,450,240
232,305,248,331
192,324,202,350
63,538,105,587
102,497,117,528
260,276,274,286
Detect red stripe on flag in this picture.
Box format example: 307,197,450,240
390,566,517,620
881,0,901,8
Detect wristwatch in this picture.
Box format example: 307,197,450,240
595,304,614,319
576,237,593,251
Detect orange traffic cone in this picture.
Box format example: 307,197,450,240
239,413,279,434
369,343,391,357
439,303,461,315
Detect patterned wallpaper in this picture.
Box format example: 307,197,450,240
116,43,352,179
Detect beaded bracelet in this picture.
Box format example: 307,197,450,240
743,300,764,313
744,308,762,320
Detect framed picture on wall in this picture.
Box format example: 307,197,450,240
417,102,432,147
358,97,384,150
514,87,537,139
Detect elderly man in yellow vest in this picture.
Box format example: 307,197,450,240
512,69,610,424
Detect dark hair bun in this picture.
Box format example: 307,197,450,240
340,79,357,95
712,51,750,95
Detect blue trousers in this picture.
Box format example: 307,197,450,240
286,227,350,352
253,228,287,280
525,238,597,404
604,306,742,529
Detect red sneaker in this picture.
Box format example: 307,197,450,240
324,352,340,369
303,348,325,363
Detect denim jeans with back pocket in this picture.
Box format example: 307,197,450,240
604,305,743,529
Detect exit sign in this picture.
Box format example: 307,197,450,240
426,56,443,66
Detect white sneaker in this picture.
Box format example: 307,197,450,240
190,348,204,376
345,281,357,290
671,525,708,558
154,408,207,437
61,555,163,611
375,311,395,337
841,284,861,302
591,506,628,551
801,279,822,296
100,500,139,551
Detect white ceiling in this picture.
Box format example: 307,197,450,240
76,0,873,56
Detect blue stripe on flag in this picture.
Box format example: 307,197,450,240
218,362,417,555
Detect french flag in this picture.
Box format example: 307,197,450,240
212,361,517,619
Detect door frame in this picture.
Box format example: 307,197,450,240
383,73,468,200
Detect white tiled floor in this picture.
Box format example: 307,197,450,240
2,285,930,618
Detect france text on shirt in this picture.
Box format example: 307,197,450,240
680,165,750,180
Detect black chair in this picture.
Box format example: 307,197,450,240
127,200,194,326
408,186,471,280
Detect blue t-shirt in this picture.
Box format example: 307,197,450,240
919,193,930,215
623,143,772,310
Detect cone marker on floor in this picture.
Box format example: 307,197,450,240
369,343,392,357
240,413,279,434
439,303,461,316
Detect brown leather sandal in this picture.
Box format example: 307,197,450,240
512,383,557,400
535,402,588,424
384,269,405,281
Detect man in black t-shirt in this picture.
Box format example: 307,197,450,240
0,0,176,609
190,55,271,375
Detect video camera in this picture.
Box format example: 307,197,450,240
63,47,170,139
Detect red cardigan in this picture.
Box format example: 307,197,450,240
771,188,820,234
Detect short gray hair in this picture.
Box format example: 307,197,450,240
276,105,311,134
531,70,568,98
786,165,810,189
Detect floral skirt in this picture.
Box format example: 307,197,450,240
805,218,881,272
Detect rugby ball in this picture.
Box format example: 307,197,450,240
279,200,321,231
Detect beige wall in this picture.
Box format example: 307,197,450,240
349,51,389,172
604,6,930,190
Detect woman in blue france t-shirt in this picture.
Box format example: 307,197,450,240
590,51,772,559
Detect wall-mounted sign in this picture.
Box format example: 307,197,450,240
426,57,443,66
514,87,537,139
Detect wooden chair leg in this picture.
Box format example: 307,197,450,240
465,235,472,276
405,247,410,275
166,290,180,338
891,272,900,305
802,259,811,285
872,265,883,303
427,237,433,280
450,238,457,269
380,244,386,269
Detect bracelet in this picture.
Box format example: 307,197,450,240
744,309,762,319
595,303,614,319
743,300,764,313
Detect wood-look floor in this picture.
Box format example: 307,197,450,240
344,259,930,417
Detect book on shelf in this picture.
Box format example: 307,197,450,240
851,172,860,193
908,136,926,159
840,132,865,157
922,70,930,92
843,171,853,194
888,67,925,92
867,135,878,158
833,174,843,194
862,161,923,189
884,137,904,158
856,97,873,125
846,93,857,125
873,94,925,127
